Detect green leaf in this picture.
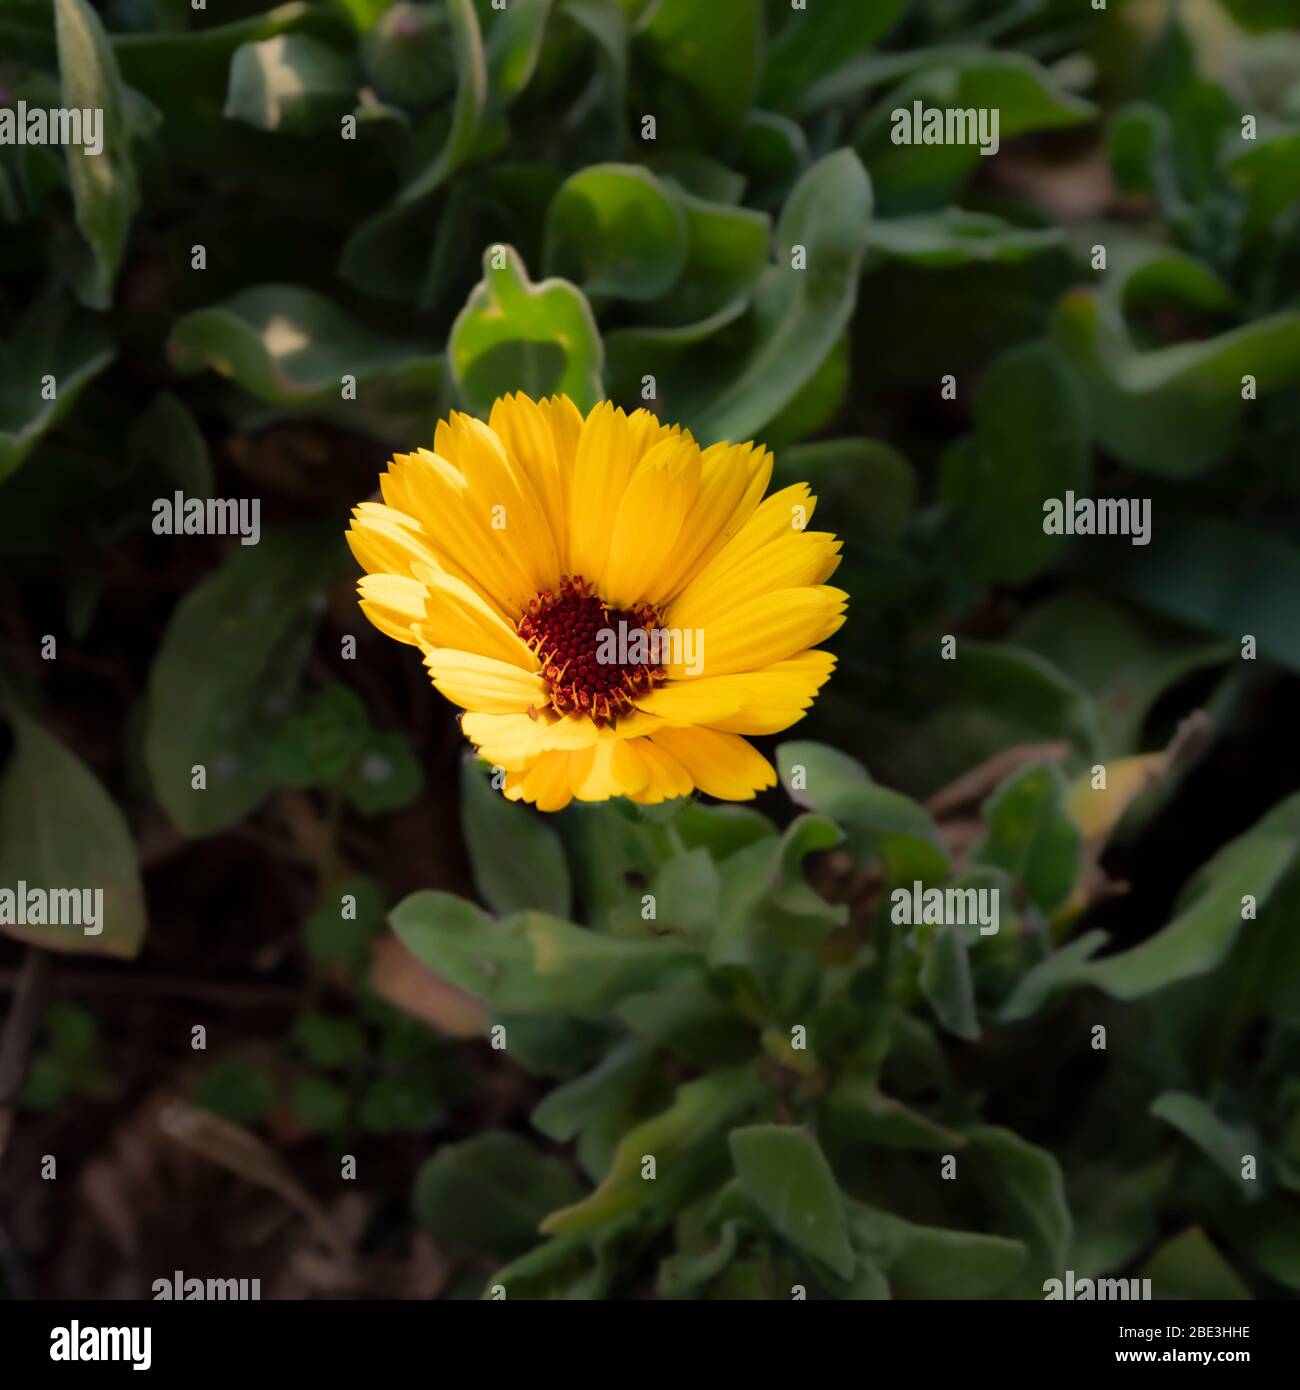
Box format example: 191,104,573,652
867,211,1064,267
777,741,946,884
462,758,572,917
22,1056,70,1111
941,341,1090,586
358,1073,443,1134
646,188,770,327
691,149,871,443
708,814,847,1016
193,1060,275,1125
479,0,554,111
542,163,686,300
554,800,662,934
293,1012,367,1069
308,911,371,969
1236,1203,1300,1292
1108,103,1176,200
143,522,343,836
729,1124,854,1278
761,0,906,108
1231,132,1300,235
391,891,702,1015
336,0,394,33
55,0,142,309
918,924,979,1041
1053,291,1300,476
797,43,982,117
775,439,916,548
675,802,774,860
824,1080,965,1151
999,930,1108,1022
415,1130,585,1257
657,1220,744,1298
113,2,326,116
492,1012,606,1079
845,1200,1027,1299
45,1002,97,1059
733,110,807,190
1096,513,1300,678
1150,1092,1259,1197
1141,1227,1252,1300
449,244,603,415
126,392,213,499
362,2,458,106
540,1063,765,1235
0,300,114,485
603,297,748,413
972,762,1081,918
1218,0,1299,27
760,328,849,449
636,0,760,136
304,874,385,975
968,1125,1072,1277
1005,819,1297,1008
531,1038,655,1143
167,286,446,444
1084,830,1296,999
224,34,355,133
0,706,147,959
614,984,756,1070
563,0,629,122
649,151,746,204
1010,588,1232,757
934,641,1100,758
1067,1159,1165,1278
531,1037,659,1180
291,1074,350,1132
484,1226,619,1299
398,0,487,203
267,686,370,789
857,54,1094,211
343,731,423,816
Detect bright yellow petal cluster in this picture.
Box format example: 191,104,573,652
348,394,846,810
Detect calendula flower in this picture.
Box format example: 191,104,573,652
347,394,846,810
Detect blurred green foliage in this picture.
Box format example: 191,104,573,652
3,0,1300,1299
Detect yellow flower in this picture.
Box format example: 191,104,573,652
347,394,846,810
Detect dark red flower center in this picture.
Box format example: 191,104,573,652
518,575,665,727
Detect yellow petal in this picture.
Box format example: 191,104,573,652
672,482,817,607
358,574,428,646
668,585,847,678
423,648,548,714
346,504,442,578
387,448,535,618
669,532,842,631
462,711,588,764
653,440,772,602
626,406,671,462
504,753,576,812
602,433,701,608
461,712,547,769
634,680,747,725
568,402,637,584
648,726,776,800
411,565,539,669
701,652,837,735
627,737,694,803
572,738,649,801
489,393,569,573
537,394,583,520
454,413,561,594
